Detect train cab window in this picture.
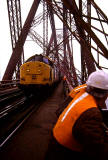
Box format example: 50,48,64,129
35,55,43,62
25,55,53,67
26,55,43,62
43,57,49,64
43,57,53,67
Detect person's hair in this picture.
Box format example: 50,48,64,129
86,85,108,98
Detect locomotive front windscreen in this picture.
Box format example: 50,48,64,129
26,54,53,67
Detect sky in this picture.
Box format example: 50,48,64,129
0,1,108,80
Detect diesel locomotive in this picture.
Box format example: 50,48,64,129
19,54,60,95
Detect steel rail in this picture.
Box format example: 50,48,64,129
0,98,42,149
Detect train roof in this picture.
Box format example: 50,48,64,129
25,54,54,67
26,54,52,61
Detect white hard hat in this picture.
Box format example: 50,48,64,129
86,70,108,90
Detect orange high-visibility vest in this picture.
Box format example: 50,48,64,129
53,89,97,152
69,84,87,98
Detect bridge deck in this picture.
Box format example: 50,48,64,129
0,81,65,160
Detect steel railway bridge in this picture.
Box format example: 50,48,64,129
0,1,108,159
1,0,108,89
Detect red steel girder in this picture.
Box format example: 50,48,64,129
3,0,41,80
47,1,60,66
62,5,78,86
61,0,108,59
61,0,96,75
7,0,24,79
90,0,108,23
7,0,22,49
46,0,79,86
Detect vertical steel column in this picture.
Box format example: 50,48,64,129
7,0,24,79
47,1,60,67
43,0,46,54
79,0,88,82
63,4,66,60
61,0,96,76
63,3,78,86
79,0,85,82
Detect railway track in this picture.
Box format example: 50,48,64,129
0,85,54,150
0,88,24,107
0,94,44,149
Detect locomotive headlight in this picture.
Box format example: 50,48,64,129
37,69,41,74
26,69,30,72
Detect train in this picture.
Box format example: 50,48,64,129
19,54,60,96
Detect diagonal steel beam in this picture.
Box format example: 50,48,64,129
61,0,108,59
3,0,41,80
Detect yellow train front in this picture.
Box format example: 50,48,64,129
19,54,59,96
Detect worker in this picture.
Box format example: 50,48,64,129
63,75,67,81
45,70,108,160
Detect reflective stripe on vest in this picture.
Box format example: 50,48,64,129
53,90,97,151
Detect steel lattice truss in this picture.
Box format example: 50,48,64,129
7,0,24,79
3,0,108,88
